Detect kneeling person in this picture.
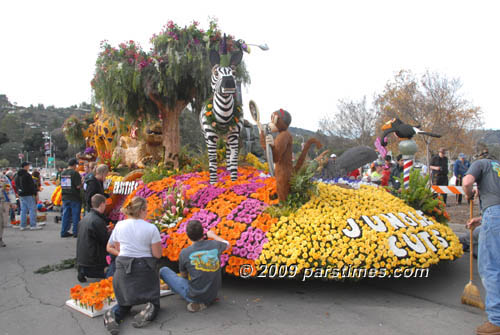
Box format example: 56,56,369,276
160,220,229,312
76,194,111,282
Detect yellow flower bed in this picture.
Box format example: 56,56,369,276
257,183,463,278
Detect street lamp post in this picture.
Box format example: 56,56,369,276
246,43,270,51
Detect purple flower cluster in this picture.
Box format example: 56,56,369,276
173,172,202,182
135,185,155,198
190,185,226,208
232,227,268,260
160,232,169,249
220,253,229,267
231,183,265,196
177,209,220,233
84,147,96,155
226,198,266,224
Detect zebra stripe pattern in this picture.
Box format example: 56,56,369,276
200,66,242,184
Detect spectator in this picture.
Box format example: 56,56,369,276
348,168,360,180
320,154,337,180
4,171,17,224
390,154,405,190
454,153,470,205
1,173,17,246
463,149,500,334
84,164,109,213
60,158,82,238
77,194,113,282
15,162,42,231
104,196,162,333
384,155,392,170
32,170,42,192
160,220,230,312
430,148,449,204
55,167,63,183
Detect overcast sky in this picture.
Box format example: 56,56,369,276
1,0,499,131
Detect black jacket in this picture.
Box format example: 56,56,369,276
15,169,37,197
390,164,404,189
76,209,109,268
84,175,107,211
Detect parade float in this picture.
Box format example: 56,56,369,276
66,18,463,316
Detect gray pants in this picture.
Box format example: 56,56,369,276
0,201,7,240
459,226,480,257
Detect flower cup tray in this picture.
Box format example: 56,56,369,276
65,289,173,318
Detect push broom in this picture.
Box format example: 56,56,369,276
461,199,485,310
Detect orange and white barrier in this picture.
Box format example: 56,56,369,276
431,185,465,195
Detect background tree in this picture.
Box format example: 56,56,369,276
374,70,483,166
0,132,8,146
91,20,250,168
319,96,377,147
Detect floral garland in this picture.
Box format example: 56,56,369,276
203,98,242,134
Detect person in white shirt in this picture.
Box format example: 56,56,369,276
104,196,162,334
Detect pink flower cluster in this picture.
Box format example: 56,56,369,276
231,183,265,196
232,227,268,260
226,198,266,224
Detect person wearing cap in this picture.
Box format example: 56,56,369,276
463,149,500,334
320,153,337,180
1,171,17,246
430,148,449,204
60,158,82,238
14,162,41,231
454,153,470,205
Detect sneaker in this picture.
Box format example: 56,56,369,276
187,302,207,313
103,309,120,335
132,302,155,328
19,227,28,231
11,224,19,229
30,226,43,231
61,232,73,238
0,240,6,247
477,321,500,335
38,221,47,226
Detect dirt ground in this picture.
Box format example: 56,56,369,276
445,194,480,225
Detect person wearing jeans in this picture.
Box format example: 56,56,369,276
464,149,500,335
60,158,82,237
15,162,41,231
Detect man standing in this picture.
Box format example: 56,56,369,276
463,149,500,335
160,220,229,312
15,162,41,231
454,153,470,205
76,194,111,282
84,164,109,213
390,154,405,190
430,147,449,204
1,173,17,246
61,158,82,238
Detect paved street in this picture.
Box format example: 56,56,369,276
0,186,486,335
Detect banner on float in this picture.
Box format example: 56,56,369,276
112,181,139,195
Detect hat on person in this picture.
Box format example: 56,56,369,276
330,154,337,158
68,158,78,166
478,148,490,159
21,161,31,168
458,153,466,159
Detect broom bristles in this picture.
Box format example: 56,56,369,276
461,281,485,310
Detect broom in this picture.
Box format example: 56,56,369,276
461,199,485,310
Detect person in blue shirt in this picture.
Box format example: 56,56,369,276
454,153,470,204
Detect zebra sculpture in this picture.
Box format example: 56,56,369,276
200,47,244,184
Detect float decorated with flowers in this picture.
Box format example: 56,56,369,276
104,164,463,280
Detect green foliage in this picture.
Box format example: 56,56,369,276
266,160,320,218
34,258,76,274
0,132,8,146
142,164,177,183
0,158,9,167
393,169,449,224
92,19,251,122
62,115,86,145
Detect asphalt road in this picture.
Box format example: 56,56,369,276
0,186,486,335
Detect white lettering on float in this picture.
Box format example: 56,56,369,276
388,236,408,257
343,219,361,238
112,181,139,195
361,215,387,232
341,212,451,258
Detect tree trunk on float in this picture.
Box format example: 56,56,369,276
149,94,186,169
